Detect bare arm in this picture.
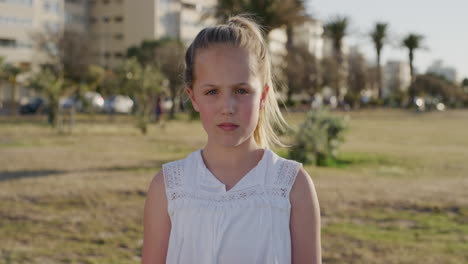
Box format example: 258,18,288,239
290,167,322,264
141,170,171,264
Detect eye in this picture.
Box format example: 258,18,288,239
205,89,217,95
235,88,248,94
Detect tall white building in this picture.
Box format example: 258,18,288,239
383,60,411,98
88,0,216,68
0,0,84,103
292,18,324,59
0,0,217,104
426,60,458,83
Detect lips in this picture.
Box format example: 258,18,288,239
217,122,239,131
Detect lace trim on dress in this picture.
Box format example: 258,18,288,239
164,154,301,203
274,159,301,187
166,186,290,202
163,160,184,190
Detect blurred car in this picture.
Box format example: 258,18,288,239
104,95,134,114
161,98,173,111
83,91,105,112
19,97,48,114
59,92,105,112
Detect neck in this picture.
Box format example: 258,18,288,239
202,138,264,169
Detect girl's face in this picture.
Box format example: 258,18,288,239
187,44,268,148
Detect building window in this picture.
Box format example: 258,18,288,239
114,52,123,58
114,33,123,40
103,0,110,4
114,16,123,23
43,21,60,31
43,1,61,14
0,0,33,6
0,38,16,48
89,17,97,24
102,16,110,23
0,16,33,27
181,2,196,10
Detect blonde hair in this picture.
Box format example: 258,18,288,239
184,14,289,149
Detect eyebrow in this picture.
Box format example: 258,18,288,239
201,82,250,89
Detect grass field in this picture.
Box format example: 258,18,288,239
1,109,467,263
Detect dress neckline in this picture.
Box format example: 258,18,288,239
196,148,269,193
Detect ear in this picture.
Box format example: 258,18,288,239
186,87,200,112
260,84,270,109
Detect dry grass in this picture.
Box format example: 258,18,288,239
1,109,467,263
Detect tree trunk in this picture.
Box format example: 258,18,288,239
10,80,17,116
377,50,382,99
409,49,414,83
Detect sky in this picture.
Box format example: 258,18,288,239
307,0,468,82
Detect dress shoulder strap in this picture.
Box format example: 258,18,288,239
162,158,186,203
162,159,184,190
267,152,303,198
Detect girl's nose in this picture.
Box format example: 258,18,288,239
220,95,236,115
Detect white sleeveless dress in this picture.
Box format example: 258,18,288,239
162,148,302,264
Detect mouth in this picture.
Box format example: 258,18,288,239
217,122,239,131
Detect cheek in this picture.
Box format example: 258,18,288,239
240,99,260,124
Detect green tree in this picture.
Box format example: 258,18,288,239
1,62,24,115
346,49,368,108
324,15,349,99
32,28,91,81
120,57,165,134
402,33,425,82
28,69,69,128
214,1,308,101
409,74,466,107
282,44,320,104
127,38,185,119
0,57,8,107
214,0,307,34
461,78,468,88
289,109,348,166
370,22,388,99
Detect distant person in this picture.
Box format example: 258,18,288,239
142,15,321,264
154,95,162,123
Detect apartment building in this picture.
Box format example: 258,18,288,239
0,0,217,104
383,60,411,98
88,0,216,68
426,60,458,83
0,0,75,103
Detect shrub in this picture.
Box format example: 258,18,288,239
289,109,348,166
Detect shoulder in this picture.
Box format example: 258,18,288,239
147,170,166,197
144,170,168,216
290,167,318,206
142,170,171,263
289,167,322,263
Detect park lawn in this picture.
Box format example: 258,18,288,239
0,109,467,264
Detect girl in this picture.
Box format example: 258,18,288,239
142,15,321,264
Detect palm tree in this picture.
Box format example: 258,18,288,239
2,63,22,115
402,34,424,82
0,57,6,104
324,15,349,99
370,22,388,99
28,69,68,127
214,0,307,35
215,0,308,104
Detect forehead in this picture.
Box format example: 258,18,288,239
193,44,260,87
